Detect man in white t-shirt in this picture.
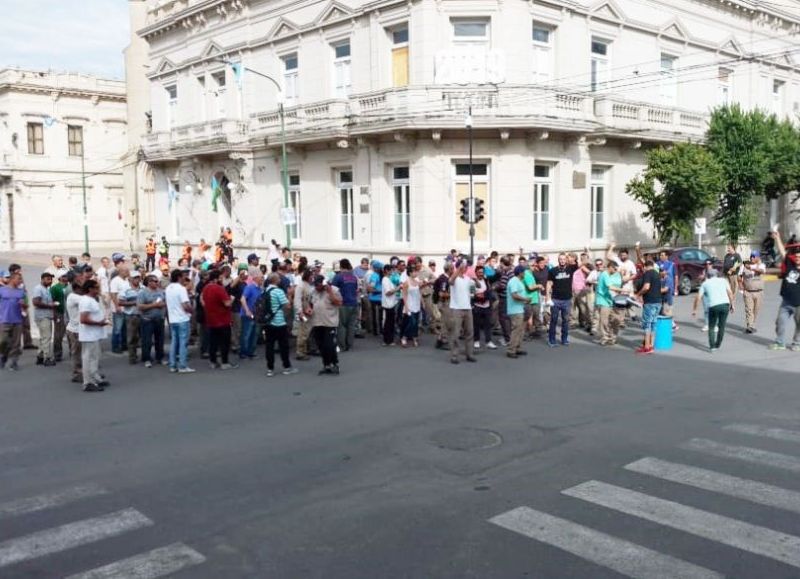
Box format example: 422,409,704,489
65,280,84,384
165,269,195,373
78,280,109,392
448,259,476,364
108,265,130,354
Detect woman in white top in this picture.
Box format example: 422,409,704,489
401,265,422,347
381,265,398,346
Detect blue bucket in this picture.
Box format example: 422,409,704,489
654,315,673,351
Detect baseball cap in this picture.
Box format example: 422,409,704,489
247,253,259,262
528,252,538,260
750,250,761,257
111,252,126,263
0,269,9,278
41,272,53,279
237,263,248,271
513,265,527,275
129,270,142,278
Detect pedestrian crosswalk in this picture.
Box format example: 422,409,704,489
0,483,205,577
489,415,800,577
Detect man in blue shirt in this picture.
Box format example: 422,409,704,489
332,259,359,351
0,271,27,371
239,273,264,359
263,273,297,377
657,251,678,328
506,266,529,359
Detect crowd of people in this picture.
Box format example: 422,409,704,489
0,231,798,392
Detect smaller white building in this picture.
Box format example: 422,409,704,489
0,69,129,252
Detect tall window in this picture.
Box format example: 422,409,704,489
283,54,299,106
165,84,178,129
288,173,301,240
452,19,490,47
533,164,552,241
27,122,44,155
590,38,609,92
718,68,731,105
392,166,410,243
532,25,553,84
660,53,677,104
773,79,786,116
590,166,607,240
211,71,226,118
338,170,354,241
67,125,83,157
333,41,352,98
391,27,409,87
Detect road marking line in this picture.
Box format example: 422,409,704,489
626,457,800,514
681,438,800,472
724,423,800,444
489,506,722,579
563,480,800,568
0,508,153,568
0,484,109,519
65,542,206,579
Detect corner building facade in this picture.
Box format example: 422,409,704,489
140,0,800,260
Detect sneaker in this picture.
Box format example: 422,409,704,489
169,367,178,373
561,341,570,347
160,360,169,366
466,356,477,363
209,362,220,369
791,344,800,352
178,367,196,374
219,363,239,370
497,338,507,347
266,369,275,377
473,341,481,350
506,352,518,359
319,366,333,375
7,361,19,371
282,367,299,375
769,343,787,351
709,348,718,353
82,383,104,393
701,325,708,332
144,361,153,368
487,341,497,350
548,341,558,348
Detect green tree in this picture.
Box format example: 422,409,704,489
705,105,797,244
626,143,724,245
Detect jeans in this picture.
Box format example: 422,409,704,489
775,300,799,346
141,317,165,363
338,305,358,350
169,321,190,370
240,315,258,358
401,311,420,339
265,325,292,370
208,326,231,365
708,303,730,349
111,312,127,352
548,299,571,344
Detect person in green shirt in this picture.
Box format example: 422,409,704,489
523,261,544,337
596,261,624,346
50,272,68,361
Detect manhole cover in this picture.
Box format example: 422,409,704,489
430,427,503,451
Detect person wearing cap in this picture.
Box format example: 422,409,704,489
108,265,130,354
50,271,69,362
121,271,143,365
137,274,167,368
0,270,27,371
506,265,529,358
262,273,297,377
158,236,170,261
228,264,249,354
201,270,237,370
693,269,735,352
247,253,261,278
740,252,766,334
309,274,343,374
32,272,58,366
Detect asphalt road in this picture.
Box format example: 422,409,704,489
1,278,800,578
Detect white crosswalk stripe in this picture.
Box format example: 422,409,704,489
490,506,723,579
681,438,800,472
723,423,800,444
563,480,800,568
625,457,800,514
0,508,153,568
65,542,206,579
0,484,109,520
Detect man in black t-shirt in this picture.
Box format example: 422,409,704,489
723,245,742,296
545,253,578,347
634,260,662,354
433,263,453,350
771,232,800,350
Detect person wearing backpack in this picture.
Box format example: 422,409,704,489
260,273,297,377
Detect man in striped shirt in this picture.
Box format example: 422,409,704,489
263,273,297,377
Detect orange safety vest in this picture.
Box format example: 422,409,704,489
145,241,156,254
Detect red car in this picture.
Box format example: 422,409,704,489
667,247,724,295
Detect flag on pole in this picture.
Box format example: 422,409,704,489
211,175,222,212
231,62,243,87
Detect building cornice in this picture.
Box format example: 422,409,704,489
0,83,126,103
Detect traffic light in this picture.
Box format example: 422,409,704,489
459,198,470,223
474,198,485,223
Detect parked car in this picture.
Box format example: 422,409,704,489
667,247,723,295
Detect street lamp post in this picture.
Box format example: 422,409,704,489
80,142,89,254
214,59,291,251
465,106,474,263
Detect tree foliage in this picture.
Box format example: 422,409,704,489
626,143,724,245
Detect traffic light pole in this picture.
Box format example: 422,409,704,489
467,106,475,264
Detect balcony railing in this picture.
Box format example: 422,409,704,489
143,87,710,158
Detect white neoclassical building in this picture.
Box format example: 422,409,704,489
138,0,800,260
0,69,129,252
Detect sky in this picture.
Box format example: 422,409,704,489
1,0,130,79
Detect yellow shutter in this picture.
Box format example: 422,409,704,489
392,46,409,87
455,182,488,242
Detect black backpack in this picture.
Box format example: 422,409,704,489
254,287,277,325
